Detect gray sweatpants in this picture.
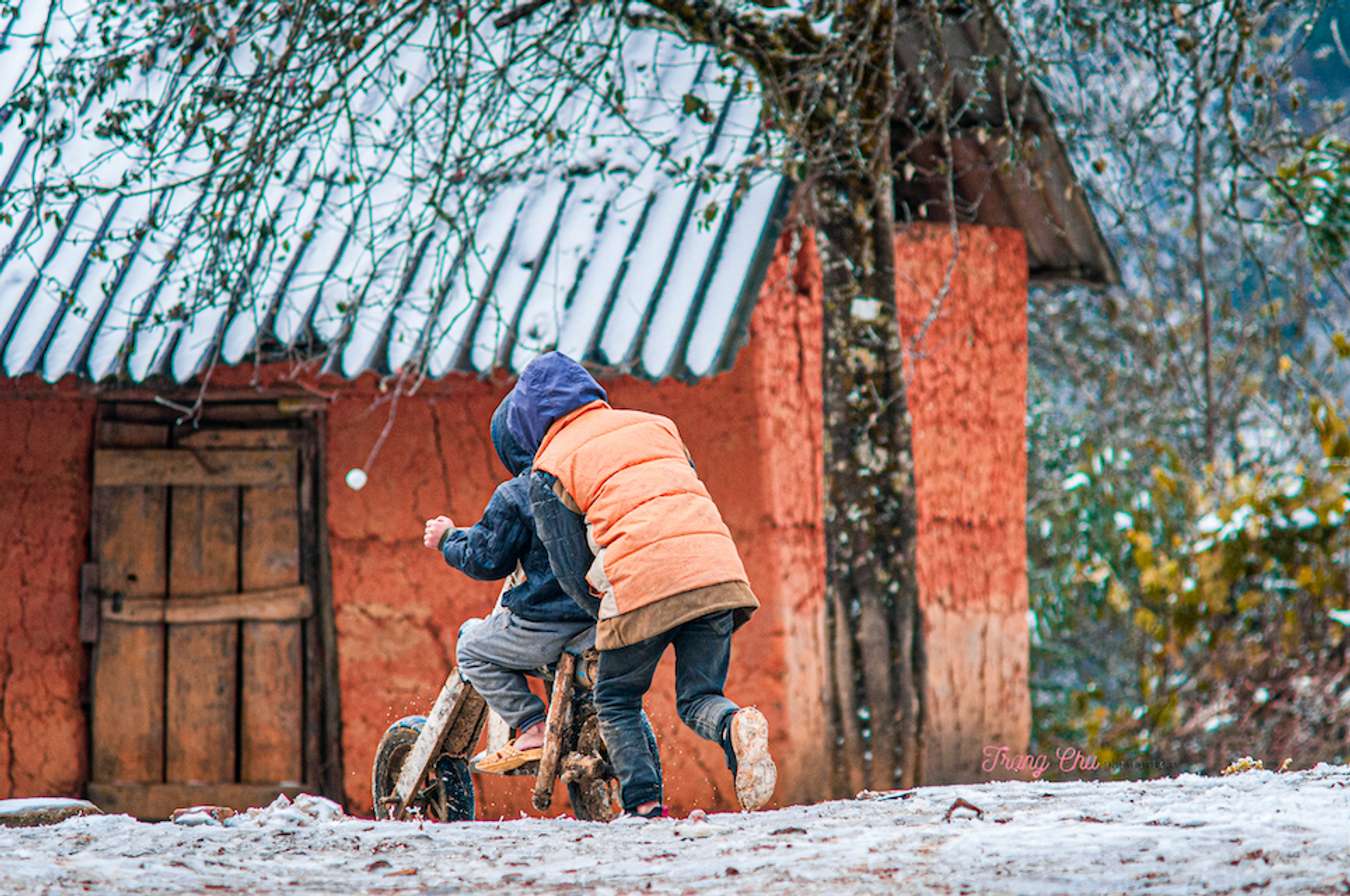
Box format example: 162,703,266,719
455,610,593,731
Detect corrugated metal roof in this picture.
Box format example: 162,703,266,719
0,5,1112,388
0,7,789,385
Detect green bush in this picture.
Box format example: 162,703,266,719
1029,398,1349,776
1271,135,1350,271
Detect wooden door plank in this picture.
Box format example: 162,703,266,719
299,435,323,790
90,420,168,785
79,562,100,644
95,450,295,487
100,585,313,624
176,428,302,449
99,420,176,444
196,399,323,422
310,414,345,801
86,782,312,821
240,479,304,783
167,486,239,784
106,403,180,425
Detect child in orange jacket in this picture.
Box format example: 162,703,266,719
506,352,776,816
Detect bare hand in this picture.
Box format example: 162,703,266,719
424,515,454,549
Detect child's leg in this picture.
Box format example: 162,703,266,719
670,610,738,749
670,610,776,810
456,611,589,732
593,635,669,813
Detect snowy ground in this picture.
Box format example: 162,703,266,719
2,766,1348,895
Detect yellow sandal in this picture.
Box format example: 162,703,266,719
471,739,544,775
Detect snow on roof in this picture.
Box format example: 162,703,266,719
0,5,1113,387
0,6,789,385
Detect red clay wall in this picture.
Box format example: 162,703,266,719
0,384,94,799
0,221,1028,809
0,231,826,816
894,223,1032,783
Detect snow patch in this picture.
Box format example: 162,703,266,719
850,297,882,321
1289,507,1320,529
3,770,1349,893
0,798,96,816
1062,471,1090,491
221,793,348,830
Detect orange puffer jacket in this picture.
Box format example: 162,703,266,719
534,400,755,626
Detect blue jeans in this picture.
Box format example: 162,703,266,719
593,610,739,811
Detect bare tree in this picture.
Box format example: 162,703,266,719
1012,0,1350,765
1012,0,1349,470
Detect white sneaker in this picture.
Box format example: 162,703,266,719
730,707,777,811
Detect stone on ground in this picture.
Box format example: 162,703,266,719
0,798,102,828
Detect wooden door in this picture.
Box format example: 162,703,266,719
84,405,335,819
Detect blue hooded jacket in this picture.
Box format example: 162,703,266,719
438,393,592,623
504,353,611,618
506,352,609,455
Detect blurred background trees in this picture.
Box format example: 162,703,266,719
1008,0,1350,774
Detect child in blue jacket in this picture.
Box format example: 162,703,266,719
423,395,593,773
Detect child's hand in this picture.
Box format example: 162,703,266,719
423,515,454,549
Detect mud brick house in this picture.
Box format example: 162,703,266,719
0,8,1114,818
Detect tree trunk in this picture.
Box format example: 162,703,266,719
812,0,926,795
817,166,924,793
828,588,867,795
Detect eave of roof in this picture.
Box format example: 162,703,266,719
891,9,1120,287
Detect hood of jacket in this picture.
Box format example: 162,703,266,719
490,393,533,476
507,352,608,455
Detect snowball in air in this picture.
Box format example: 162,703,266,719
345,468,368,491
